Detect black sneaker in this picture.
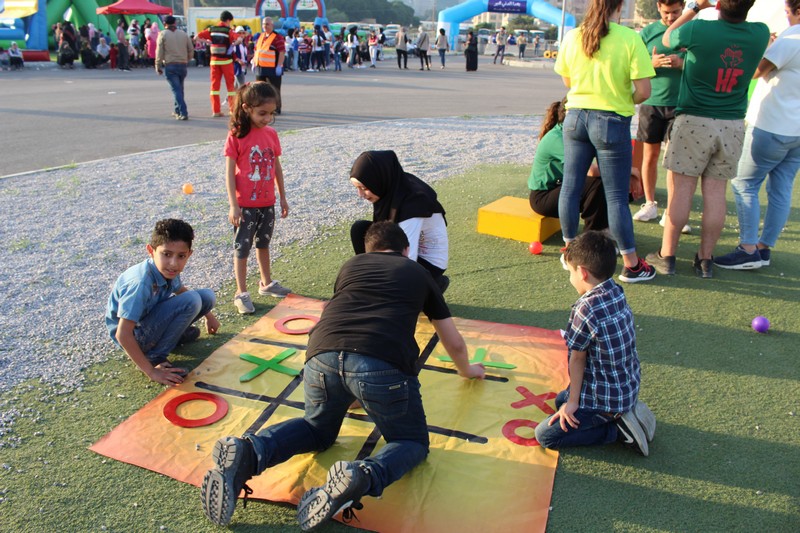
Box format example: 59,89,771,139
179,326,200,345
616,411,649,456
201,436,257,526
644,251,676,275
694,254,713,279
297,461,371,531
618,259,656,283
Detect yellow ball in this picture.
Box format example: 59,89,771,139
182,183,194,194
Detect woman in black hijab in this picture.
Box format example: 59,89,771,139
349,150,450,291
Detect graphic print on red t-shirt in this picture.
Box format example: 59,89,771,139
247,144,275,202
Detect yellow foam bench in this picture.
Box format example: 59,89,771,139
477,196,561,243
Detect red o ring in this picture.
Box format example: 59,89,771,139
163,392,229,428
501,419,541,447
274,314,319,335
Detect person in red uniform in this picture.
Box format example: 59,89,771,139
252,17,286,114
196,10,236,117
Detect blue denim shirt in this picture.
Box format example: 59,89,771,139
105,258,183,341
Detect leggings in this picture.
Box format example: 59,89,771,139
419,50,430,68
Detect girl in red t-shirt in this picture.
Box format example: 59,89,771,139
224,82,291,314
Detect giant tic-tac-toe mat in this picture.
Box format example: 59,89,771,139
91,295,569,532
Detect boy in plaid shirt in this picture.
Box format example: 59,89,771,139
536,231,655,455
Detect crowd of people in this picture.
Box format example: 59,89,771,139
527,0,792,282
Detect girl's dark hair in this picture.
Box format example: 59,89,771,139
581,0,624,57
539,98,567,140
229,81,278,139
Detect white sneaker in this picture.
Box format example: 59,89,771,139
659,215,692,234
633,201,659,222
234,292,255,314
259,280,291,298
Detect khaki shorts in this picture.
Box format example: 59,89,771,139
663,114,744,180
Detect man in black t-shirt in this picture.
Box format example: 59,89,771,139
201,222,485,529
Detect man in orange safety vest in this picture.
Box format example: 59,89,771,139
253,16,286,114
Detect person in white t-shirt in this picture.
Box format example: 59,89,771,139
348,150,451,292
715,0,800,270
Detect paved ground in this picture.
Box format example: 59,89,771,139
0,55,563,177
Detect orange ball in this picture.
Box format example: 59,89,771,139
528,241,543,255
182,183,194,194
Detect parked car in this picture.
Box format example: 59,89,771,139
384,28,398,47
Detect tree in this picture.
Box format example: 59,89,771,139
636,0,660,21
475,21,495,30
508,15,537,32
325,0,418,25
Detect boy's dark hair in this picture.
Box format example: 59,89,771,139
657,0,685,5
564,231,617,281
789,0,800,14
364,221,409,253
150,219,194,249
220,10,234,22
717,0,756,22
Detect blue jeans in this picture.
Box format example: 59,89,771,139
247,351,429,497
334,52,341,71
731,125,800,248
438,49,446,66
534,390,619,449
560,109,636,254
132,289,215,365
164,63,188,117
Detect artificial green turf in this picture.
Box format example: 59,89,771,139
0,163,797,531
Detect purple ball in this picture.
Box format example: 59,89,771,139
751,316,770,333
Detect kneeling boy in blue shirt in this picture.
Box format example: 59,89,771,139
536,231,655,456
105,219,219,386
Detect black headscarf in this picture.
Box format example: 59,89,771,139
350,150,446,224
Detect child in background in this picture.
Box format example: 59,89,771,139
105,219,219,386
333,34,343,71
535,231,655,456
230,26,249,88
225,82,291,314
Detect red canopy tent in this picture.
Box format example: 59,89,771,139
96,0,172,15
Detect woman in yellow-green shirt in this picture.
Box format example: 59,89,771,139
555,0,656,283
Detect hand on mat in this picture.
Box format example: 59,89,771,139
462,363,486,380
205,314,220,335
550,399,580,432
151,362,187,386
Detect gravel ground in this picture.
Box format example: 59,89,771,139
0,115,542,409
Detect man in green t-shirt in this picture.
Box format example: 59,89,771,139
645,0,769,279
633,0,686,226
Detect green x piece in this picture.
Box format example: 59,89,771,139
436,347,517,370
239,349,300,382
